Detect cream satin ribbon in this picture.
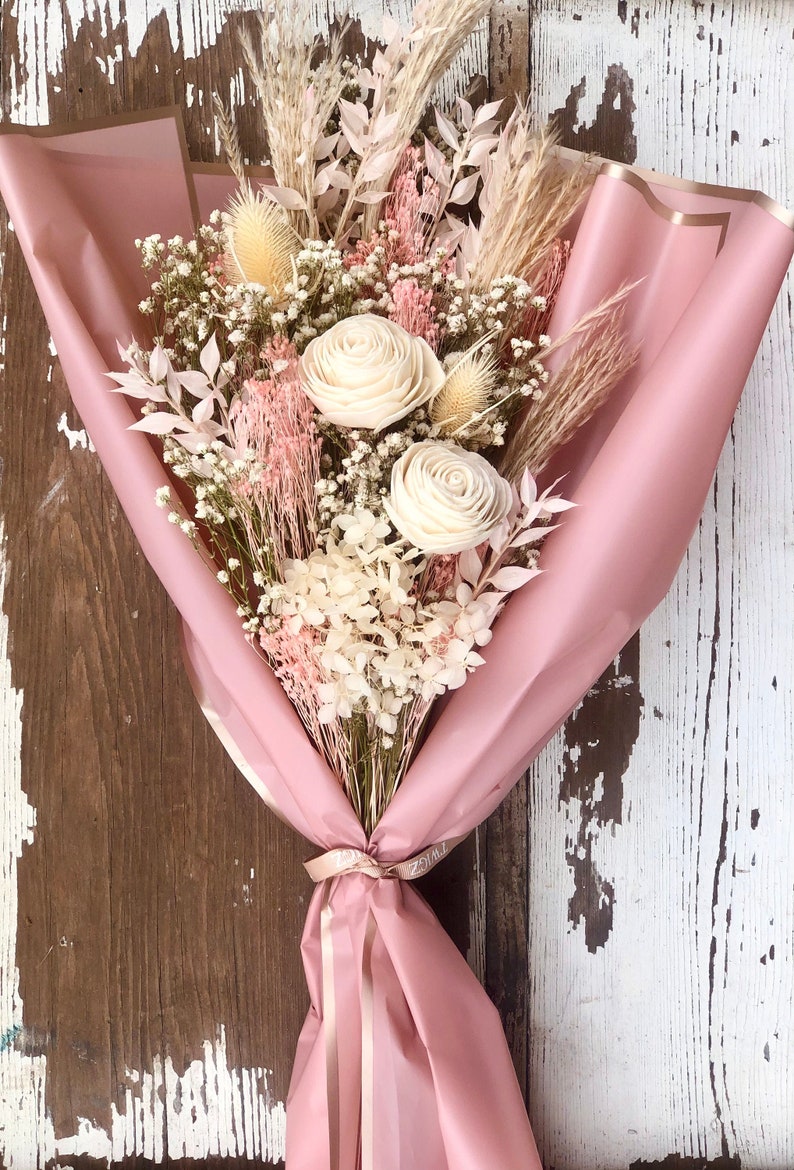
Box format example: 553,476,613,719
305,836,467,1170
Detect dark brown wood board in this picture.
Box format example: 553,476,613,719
0,3,791,1168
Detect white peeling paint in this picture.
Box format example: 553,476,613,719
56,412,95,453
526,4,794,1168
56,1117,113,1162
1,1025,286,1167
10,1,488,127
0,523,43,1170
108,1030,285,1163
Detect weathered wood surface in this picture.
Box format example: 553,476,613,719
521,7,794,1169
0,2,791,1168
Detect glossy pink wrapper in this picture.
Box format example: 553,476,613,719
1,111,791,1170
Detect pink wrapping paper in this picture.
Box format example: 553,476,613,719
1,109,791,1170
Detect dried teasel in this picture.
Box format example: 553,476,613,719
222,186,302,300
431,348,499,435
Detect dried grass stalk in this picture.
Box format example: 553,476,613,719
386,0,492,145
473,110,592,290
499,300,638,481
213,95,247,186
239,1,348,238
353,0,493,239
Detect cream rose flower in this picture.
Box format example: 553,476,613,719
384,440,513,554
298,314,445,432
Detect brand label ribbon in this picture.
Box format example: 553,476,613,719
304,835,467,1170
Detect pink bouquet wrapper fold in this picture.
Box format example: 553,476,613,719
1,110,791,1170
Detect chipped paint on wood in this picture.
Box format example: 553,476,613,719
560,639,644,952
0,526,42,1170
0,1023,286,1166
525,3,794,1168
5,0,488,126
489,0,529,107
109,1029,286,1163
56,412,95,452
1,3,304,1163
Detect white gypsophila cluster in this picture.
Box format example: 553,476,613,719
258,508,501,730
161,438,262,528
282,240,352,349
439,273,542,338
315,417,436,525
344,244,452,304
136,226,226,353
287,242,453,351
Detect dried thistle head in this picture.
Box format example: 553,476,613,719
431,349,499,435
223,187,302,299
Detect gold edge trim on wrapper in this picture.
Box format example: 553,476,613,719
1,106,791,232
598,161,732,251
554,144,794,233
0,105,185,136
610,158,794,232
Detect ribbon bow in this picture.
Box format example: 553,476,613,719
304,835,467,1170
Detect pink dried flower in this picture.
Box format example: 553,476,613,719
345,147,433,271
418,553,458,601
259,620,348,778
388,278,439,349
260,620,323,703
229,339,320,561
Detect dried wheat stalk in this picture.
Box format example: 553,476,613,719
213,95,247,186
239,2,348,238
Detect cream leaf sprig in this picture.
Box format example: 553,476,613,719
457,468,575,600
108,335,235,457
424,97,502,247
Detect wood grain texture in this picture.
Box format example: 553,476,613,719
0,1,492,1165
0,2,791,1168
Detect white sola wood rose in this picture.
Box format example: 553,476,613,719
298,314,445,431
385,440,513,554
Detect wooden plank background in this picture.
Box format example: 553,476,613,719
0,2,791,1167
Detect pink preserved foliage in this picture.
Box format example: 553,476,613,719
230,337,320,562
259,620,322,714
418,553,458,602
259,619,347,777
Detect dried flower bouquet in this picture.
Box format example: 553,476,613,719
0,1,791,1168
110,0,632,834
